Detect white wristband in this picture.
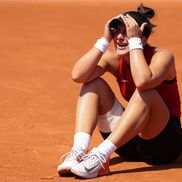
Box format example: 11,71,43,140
128,37,143,51
94,37,109,53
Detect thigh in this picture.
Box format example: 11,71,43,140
138,116,182,164
137,89,170,140
80,77,115,115
100,131,142,161
107,116,182,163
76,78,116,133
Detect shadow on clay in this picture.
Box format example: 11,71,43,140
110,154,182,175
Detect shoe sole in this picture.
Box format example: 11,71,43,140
71,168,96,178
71,158,110,178
71,168,110,179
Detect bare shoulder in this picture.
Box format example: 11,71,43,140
153,47,174,63
152,47,176,79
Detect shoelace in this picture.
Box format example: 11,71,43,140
82,148,106,169
60,149,83,162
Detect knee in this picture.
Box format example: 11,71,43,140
80,78,108,94
130,89,157,112
80,78,115,109
133,89,159,104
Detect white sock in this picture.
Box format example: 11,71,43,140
72,132,91,152
97,139,117,160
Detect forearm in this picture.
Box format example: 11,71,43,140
130,49,153,89
72,47,104,83
71,15,114,83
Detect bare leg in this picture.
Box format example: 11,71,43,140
108,89,170,148
75,78,115,135
57,78,115,174
70,89,172,179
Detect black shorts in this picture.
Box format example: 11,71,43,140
100,116,182,164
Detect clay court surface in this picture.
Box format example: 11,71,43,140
0,0,182,181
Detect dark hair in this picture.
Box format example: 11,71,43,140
123,4,156,38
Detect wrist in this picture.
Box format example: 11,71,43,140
94,37,110,53
128,37,143,51
103,35,112,43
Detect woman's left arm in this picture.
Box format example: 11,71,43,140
130,48,175,91
122,14,175,91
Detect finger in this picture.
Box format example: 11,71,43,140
123,15,135,28
110,14,122,21
115,14,122,19
108,14,122,25
126,14,138,25
140,22,147,32
125,17,134,27
121,15,130,27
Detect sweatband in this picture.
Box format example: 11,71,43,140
94,37,109,53
128,37,143,51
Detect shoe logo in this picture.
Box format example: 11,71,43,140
84,163,98,173
84,158,98,173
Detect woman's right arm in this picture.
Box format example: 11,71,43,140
71,17,118,83
71,46,107,83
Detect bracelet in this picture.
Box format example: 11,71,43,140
94,37,109,53
128,37,143,51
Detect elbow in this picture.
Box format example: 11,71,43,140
135,79,148,91
71,73,83,83
134,73,153,91
71,71,87,83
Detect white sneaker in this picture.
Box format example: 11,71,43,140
71,148,110,178
57,147,86,175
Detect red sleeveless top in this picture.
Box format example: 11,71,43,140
117,45,181,117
